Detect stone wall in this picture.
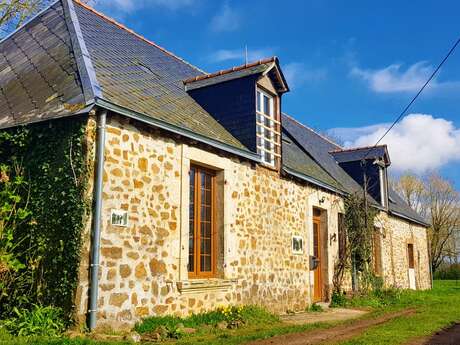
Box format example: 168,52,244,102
74,113,430,327
378,212,431,290
73,114,346,326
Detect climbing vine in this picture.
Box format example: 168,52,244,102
0,117,89,322
333,193,378,294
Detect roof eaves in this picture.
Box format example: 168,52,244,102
283,166,347,196
0,0,59,45
95,98,261,162
389,210,430,228
264,59,289,93
62,0,101,104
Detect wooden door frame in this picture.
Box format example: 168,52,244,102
313,214,323,302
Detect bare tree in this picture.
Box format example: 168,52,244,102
393,172,460,272
0,0,53,37
0,0,90,38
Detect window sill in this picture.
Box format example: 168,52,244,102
177,278,236,294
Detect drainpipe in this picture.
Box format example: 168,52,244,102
88,109,107,331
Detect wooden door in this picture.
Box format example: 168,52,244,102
407,244,416,290
313,217,322,302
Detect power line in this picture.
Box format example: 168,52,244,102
362,36,460,161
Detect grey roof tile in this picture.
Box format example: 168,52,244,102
0,2,86,129
282,131,340,190
72,1,245,149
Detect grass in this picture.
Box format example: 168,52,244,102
1,280,460,345
134,305,279,334
331,280,460,345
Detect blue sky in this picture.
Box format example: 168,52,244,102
93,0,460,187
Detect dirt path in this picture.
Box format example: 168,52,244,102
246,309,415,345
281,308,367,325
406,323,460,345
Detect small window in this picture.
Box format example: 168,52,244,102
256,89,280,167
188,165,216,278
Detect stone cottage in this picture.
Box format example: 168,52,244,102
0,0,431,329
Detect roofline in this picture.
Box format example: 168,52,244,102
63,0,102,104
330,144,388,154
0,0,59,45
94,98,261,162
389,210,430,228
283,167,347,196
183,57,277,84
330,144,391,166
72,0,205,74
183,56,289,93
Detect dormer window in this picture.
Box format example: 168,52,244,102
256,88,280,167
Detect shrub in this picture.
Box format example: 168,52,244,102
330,291,347,307
307,303,323,312
1,304,65,337
434,264,460,280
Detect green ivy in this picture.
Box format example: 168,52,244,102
0,117,89,323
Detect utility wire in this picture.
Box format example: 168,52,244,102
362,36,460,161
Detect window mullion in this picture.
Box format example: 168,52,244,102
195,169,201,276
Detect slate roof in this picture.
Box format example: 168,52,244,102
281,131,341,191
282,113,366,196
282,113,428,226
0,1,86,129
72,1,245,149
331,145,391,165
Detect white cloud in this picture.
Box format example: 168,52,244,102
351,61,460,94
209,2,240,32
209,48,275,63
351,61,434,93
93,0,195,13
328,114,460,173
283,62,327,89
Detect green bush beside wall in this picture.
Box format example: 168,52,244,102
0,116,90,323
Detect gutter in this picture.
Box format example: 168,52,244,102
88,109,107,330
283,166,346,196
94,98,261,163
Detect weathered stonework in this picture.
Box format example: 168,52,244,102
377,212,431,290
75,113,430,327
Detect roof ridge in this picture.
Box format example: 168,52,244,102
282,112,343,149
72,0,206,74
63,0,102,103
183,57,277,84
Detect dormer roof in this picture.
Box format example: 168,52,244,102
330,145,391,166
183,57,289,93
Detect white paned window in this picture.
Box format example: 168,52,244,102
256,89,279,166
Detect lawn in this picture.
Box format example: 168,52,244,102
331,279,460,345
1,280,459,345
